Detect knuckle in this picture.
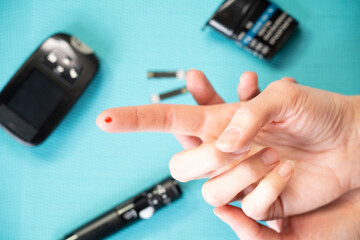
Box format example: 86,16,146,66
240,163,260,182
208,145,227,167
267,79,292,92
281,76,296,83
161,105,175,131
267,79,299,97
201,182,227,207
266,80,301,104
234,105,257,124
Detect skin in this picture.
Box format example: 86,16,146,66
96,70,360,237
214,188,360,240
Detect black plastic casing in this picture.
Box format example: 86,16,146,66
63,177,182,240
0,33,99,145
206,0,298,59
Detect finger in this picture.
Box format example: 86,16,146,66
97,103,240,139
236,74,297,102
201,148,280,206
198,157,246,180
175,69,225,149
173,134,202,149
186,69,225,105
230,183,257,202
96,104,203,134
213,205,281,240
237,71,260,101
242,160,295,221
169,143,249,182
198,146,265,180
216,79,299,152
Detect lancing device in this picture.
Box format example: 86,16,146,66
63,177,182,240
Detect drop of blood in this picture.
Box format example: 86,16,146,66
104,117,112,123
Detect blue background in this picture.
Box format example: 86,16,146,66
0,0,359,239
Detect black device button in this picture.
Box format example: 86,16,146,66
46,52,57,64
44,49,66,68
61,57,71,66
69,68,79,79
63,59,82,84
53,64,69,83
55,65,65,73
69,59,82,74
47,52,83,85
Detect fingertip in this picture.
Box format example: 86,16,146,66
239,75,258,90
261,147,280,166
241,160,295,220
240,71,258,87
186,69,211,93
214,205,279,240
186,69,204,80
213,205,235,224
213,206,228,218
96,109,114,133
169,154,186,183
240,71,258,84
186,69,224,105
277,160,295,178
238,71,260,101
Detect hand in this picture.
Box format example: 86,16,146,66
213,188,360,240
96,70,360,220
209,74,360,220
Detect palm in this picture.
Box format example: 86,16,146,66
252,142,345,216
280,188,360,239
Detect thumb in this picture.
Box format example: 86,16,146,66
214,205,280,240
216,79,299,153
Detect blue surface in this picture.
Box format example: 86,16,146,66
0,0,359,239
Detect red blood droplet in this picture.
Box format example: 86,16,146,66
104,117,112,123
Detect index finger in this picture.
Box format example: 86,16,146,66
96,103,240,139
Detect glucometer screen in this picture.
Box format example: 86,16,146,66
7,70,65,129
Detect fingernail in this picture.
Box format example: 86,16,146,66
233,144,250,155
278,161,294,178
261,148,279,166
217,128,241,148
